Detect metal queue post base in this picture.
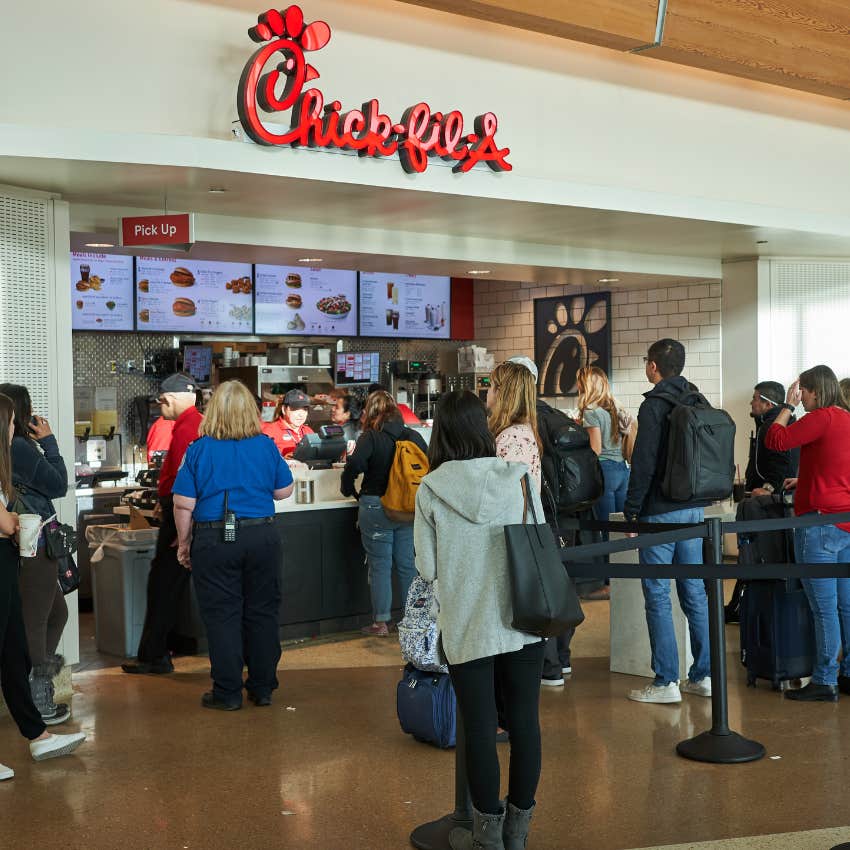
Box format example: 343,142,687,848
410,716,472,850
677,517,766,764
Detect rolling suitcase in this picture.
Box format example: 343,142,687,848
739,580,815,689
396,663,456,749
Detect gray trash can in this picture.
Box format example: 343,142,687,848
88,525,159,658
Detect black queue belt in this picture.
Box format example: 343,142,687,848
560,511,850,767
411,511,850,849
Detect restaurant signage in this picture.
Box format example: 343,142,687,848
119,214,195,248
236,5,511,175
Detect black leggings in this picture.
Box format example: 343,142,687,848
449,640,545,814
0,540,46,740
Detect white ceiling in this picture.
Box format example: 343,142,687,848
7,154,850,284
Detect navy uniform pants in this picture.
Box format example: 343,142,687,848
191,521,282,706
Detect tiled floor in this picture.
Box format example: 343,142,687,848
2,593,850,850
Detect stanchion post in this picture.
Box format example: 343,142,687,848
410,714,472,849
676,516,766,764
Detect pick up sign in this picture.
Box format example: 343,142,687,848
119,214,194,248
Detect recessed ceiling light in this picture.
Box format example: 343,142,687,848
85,242,115,248
298,257,323,263
208,187,228,194
597,277,620,283
468,269,491,275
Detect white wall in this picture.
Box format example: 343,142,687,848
3,0,850,234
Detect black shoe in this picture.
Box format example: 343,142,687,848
496,729,509,744
202,691,241,711
838,675,850,696
121,656,174,675
784,682,838,702
247,692,272,707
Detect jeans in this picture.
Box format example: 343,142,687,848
358,496,417,622
793,521,850,685
449,641,545,814
639,507,710,686
593,459,630,525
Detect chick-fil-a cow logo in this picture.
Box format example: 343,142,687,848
236,5,511,175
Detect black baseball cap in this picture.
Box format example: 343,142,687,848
284,389,310,409
159,373,197,395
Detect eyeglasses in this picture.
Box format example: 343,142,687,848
642,357,649,363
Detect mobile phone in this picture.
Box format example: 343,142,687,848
30,416,39,425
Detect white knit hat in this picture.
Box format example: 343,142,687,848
507,355,539,381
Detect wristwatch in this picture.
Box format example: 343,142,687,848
781,403,795,412
762,483,775,494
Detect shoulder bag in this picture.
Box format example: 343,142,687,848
504,473,585,637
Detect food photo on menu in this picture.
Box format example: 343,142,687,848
358,272,451,339
71,252,134,331
135,258,253,333
254,264,357,336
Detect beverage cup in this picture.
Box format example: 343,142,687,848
732,482,746,503
18,514,41,558
386,281,394,299
80,264,90,282
392,311,400,330
386,308,393,326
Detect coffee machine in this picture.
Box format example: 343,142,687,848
388,360,445,420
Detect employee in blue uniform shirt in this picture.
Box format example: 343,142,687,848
172,381,294,711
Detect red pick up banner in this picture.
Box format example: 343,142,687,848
119,214,194,247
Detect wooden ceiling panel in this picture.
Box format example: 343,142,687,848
393,0,660,51
645,0,850,100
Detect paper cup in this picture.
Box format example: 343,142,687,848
18,514,41,558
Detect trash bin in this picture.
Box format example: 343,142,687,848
87,524,160,658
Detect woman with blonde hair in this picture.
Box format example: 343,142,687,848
173,381,294,710
341,390,428,637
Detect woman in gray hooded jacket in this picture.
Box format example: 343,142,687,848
415,390,545,850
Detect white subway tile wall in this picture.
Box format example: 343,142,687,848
473,281,722,417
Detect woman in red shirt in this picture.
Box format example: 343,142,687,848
262,389,314,457
764,364,850,702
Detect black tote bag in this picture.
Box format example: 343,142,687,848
504,474,585,638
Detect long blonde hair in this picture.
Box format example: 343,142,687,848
577,366,620,444
362,391,402,432
199,381,260,441
488,361,541,452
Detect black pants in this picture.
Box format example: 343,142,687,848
0,540,46,740
136,501,190,662
449,640,545,815
19,548,68,666
191,522,282,705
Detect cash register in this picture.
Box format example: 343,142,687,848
291,424,346,469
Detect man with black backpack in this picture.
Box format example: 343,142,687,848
623,339,734,705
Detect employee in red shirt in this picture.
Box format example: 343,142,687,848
145,415,174,462
764,364,850,702
122,373,203,676
262,389,313,457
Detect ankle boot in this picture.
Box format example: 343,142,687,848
503,801,535,850
449,806,506,850
29,665,70,724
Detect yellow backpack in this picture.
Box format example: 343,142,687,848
381,435,430,523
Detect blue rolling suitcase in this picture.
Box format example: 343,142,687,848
739,580,815,689
396,664,456,749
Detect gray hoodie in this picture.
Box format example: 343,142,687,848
414,457,543,666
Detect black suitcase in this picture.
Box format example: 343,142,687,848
739,580,815,689
736,493,794,565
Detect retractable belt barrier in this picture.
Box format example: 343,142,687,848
412,511,850,849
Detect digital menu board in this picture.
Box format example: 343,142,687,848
254,265,357,336
359,273,451,339
71,253,134,331
335,352,381,387
135,258,253,334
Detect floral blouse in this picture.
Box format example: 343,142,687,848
495,424,541,490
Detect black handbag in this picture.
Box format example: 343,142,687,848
504,474,585,638
56,552,80,595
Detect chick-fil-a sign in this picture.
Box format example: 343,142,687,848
236,6,511,175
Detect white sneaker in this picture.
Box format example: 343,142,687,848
30,732,86,762
0,763,13,781
680,677,712,697
562,666,572,676
541,674,565,687
628,682,682,704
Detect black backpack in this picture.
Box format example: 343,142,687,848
655,390,736,502
538,402,604,514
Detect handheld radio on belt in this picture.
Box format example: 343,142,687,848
223,491,237,543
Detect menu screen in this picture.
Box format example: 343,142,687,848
254,265,357,336
359,273,451,339
335,352,381,386
135,258,253,334
71,253,134,331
